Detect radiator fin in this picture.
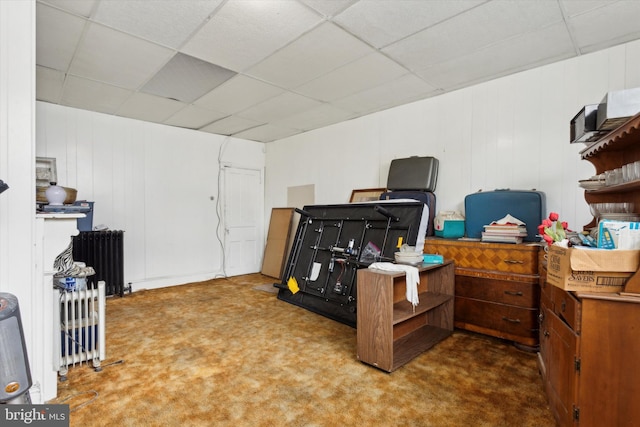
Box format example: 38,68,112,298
73,231,125,296
55,281,106,379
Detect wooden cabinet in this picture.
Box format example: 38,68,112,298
538,281,640,426
424,238,541,348
356,261,454,372
538,112,640,426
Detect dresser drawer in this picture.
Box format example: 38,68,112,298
455,274,540,309
455,296,539,340
425,239,539,275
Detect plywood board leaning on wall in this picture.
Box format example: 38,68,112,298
261,208,295,279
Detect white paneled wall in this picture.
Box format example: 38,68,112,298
36,102,266,290
266,39,640,233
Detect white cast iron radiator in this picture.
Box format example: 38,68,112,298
54,281,106,381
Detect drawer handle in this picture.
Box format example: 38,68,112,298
504,259,524,264
504,290,523,296
544,330,550,337
502,316,521,324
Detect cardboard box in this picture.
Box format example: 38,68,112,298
546,245,640,292
597,219,640,249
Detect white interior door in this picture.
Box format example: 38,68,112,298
222,166,264,277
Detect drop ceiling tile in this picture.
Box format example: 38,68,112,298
200,115,263,135
116,92,186,123
272,104,355,131
299,0,358,17
181,0,323,72
246,22,373,88
36,4,86,71
237,91,322,122
163,105,227,129
61,75,133,114
416,21,575,90
38,0,96,17
559,0,615,16
333,74,438,114
334,0,485,48
194,75,284,114
141,53,236,102
92,0,222,48
383,0,564,71
69,23,174,89
295,53,408,101
566,1,640,53
233,124,301,142
36,66,65,103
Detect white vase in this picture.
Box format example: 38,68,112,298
45,182,66,205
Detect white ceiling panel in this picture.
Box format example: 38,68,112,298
163,105,228,129
566,1,640,53
116,92,186,124
92,0,223,49
194,75,284,114
383,0,564,72
36,66,65,103
234,124,301,142
181,0,323,72
40,0,96,17
333,73,439,114
237,92,322,123
36,4,86,71
35,0,640,143
200,115,264,135
246,22,373,89
299,0,358,17
69,23,174,89
417,21,575,91
273,104,355,131
61,75,132,114
559,0,617,17
141,53,236,103
334,0,486,48
296,53,408,101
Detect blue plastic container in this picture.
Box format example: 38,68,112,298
434,220,465,238
75,201,94,231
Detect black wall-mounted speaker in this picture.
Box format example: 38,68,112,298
0,293,32,403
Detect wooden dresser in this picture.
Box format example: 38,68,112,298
424,238,541,348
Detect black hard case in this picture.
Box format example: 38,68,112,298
379,191,436,236
387,156,439,192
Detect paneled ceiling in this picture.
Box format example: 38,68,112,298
36,0,640,142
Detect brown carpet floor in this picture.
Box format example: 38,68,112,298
51,274,555,427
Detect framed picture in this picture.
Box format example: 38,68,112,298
349,188,387,203
36,157,57,187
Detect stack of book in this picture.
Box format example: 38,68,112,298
481,223,528,243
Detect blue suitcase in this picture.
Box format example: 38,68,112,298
464,189,546,242
380,191,436,236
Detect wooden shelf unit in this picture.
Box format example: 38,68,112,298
356,261,454,372
580,112,640,229
538,111,640,426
